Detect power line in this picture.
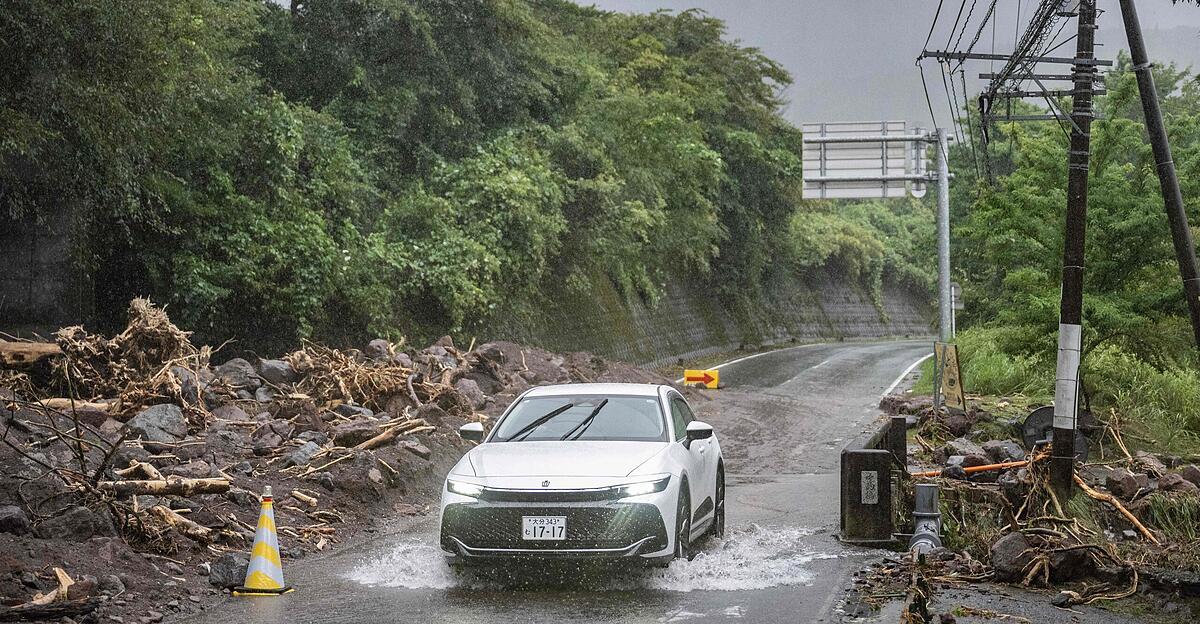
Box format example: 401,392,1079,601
924,0,948,51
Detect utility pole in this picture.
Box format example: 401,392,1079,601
933,128,953,415
1050,0,1097,497
1117,0,1200,350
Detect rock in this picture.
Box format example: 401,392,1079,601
1158,473,1200,495
256,359,297,385
334,404,374,419
208,553,249,589
211,404,250,422
999,467,1032,504
415,403,449,426
367,467,384,484
982,439,1025,463
364,339,392,360
205,429,250,459
943,411,974,437
99,574,125,595
283,441,320,468
316,472,335,491
990,532,1035,581
164,562,184,576
126,404,187,443
941,465,968,480
454,378,486,410
196,562,210,576
400,440,431,460
296,430,329,445
163,460,212,479
226,488,259,507
215,358,260,389
1135,451,1168,478
1106,467,1143,500
332,419,381,447
1051,591,1073,608
171,366,201,404
938,614,957,624
251,419,294,455
395,352,414,369
943,437,985,458
35,506,116,541
1179,464,1200,489
254,386,276,403
1050,545,1095,581
0,505,31,535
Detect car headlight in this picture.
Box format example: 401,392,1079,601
447,479,484,498
616,476,671,498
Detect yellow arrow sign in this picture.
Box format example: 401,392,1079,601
683,369,719,389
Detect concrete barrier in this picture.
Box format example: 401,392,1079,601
840,417,907,543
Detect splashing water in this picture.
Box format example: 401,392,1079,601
345,525,834,592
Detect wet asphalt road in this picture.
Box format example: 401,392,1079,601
187,339,934,624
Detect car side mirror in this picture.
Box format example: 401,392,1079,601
684,421,713,448
459,422,485,442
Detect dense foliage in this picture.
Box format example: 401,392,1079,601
943,56,1200,443
1,0,933,351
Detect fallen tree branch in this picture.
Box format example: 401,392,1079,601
1073,474,1160,545
149,505,212,542
97,477,229,497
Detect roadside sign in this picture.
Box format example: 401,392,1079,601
683,369,719,389
951,282,964,310
934,342,965,410
803,121,912,199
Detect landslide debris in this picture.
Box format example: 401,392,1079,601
0,299,677,622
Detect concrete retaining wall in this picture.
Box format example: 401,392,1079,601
483,269,932,368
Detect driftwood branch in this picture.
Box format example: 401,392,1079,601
148,505,212,542
97,477,229,497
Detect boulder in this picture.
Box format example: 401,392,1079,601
35,506,115,541
214,358,260,389
251,419,294,455
256,359,297,385
297,430,329,446
943,411,974,437
126,404,187,443
99,574,125,595
170,366,201,404
334,404,374,419
1179,464,1200,489
163,460,212,479
982,440,1025,463
332,419,381,447
990,532,1034,581
400,440,432,460
283,441,321,468
1050,545,1096,581
1135,451,1168,478
0,505,31,535
943,437,985,458
453,378,486,410
1158,473,1200,495
211,404,250,422
254,386,276,403
941,464,968,480
208,552,249,589
415,403,449,426
206,428,250,459
395,352,414,369
364,339,392,361
1106,467,1143,500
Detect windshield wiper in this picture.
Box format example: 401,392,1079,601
561,399,608,441
504,403,575,442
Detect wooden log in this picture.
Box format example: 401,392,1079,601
0,598,100,622
0,341,62,368
291,490,318,507
35,399,117,414
354,427,400,451
1074,474,1161,545
97,477,229,497
148,505,212,542
113,460,164,481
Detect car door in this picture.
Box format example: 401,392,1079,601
674,395,717,521
668,393,712,525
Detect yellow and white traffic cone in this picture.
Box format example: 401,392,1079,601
233,486,293,596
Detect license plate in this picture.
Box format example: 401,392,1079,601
521,516,566,540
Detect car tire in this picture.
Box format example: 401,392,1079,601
710,466,725,538
675,481,693,561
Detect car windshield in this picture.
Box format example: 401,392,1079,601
491,395,667,442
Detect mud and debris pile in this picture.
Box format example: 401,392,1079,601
0,299,675,622
876,393,1200,621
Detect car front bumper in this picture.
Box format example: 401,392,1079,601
439,501,671,563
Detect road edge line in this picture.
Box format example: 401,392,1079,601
880,352,933,399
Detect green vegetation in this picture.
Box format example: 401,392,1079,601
1,0,932,352
937,55,1200,448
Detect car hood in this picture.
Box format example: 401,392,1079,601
466,441,667,479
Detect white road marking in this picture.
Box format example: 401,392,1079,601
880,352,933,399
810,358,831,370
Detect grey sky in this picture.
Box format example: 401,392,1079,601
578,1,1200,129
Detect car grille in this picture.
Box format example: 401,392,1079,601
441,503,668,552
478,488,618,503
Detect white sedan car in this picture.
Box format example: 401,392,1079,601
439,383,724,566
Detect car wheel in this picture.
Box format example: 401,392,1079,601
675,482,693,561
710,466,725,538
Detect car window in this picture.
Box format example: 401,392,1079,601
492,395,667,442
669,396,692,441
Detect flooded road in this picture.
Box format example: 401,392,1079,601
186,339,932,624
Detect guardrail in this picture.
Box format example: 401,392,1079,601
839,415,908,543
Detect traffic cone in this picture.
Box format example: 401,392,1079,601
233,486,293,596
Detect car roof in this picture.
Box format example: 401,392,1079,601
521,382,667,398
